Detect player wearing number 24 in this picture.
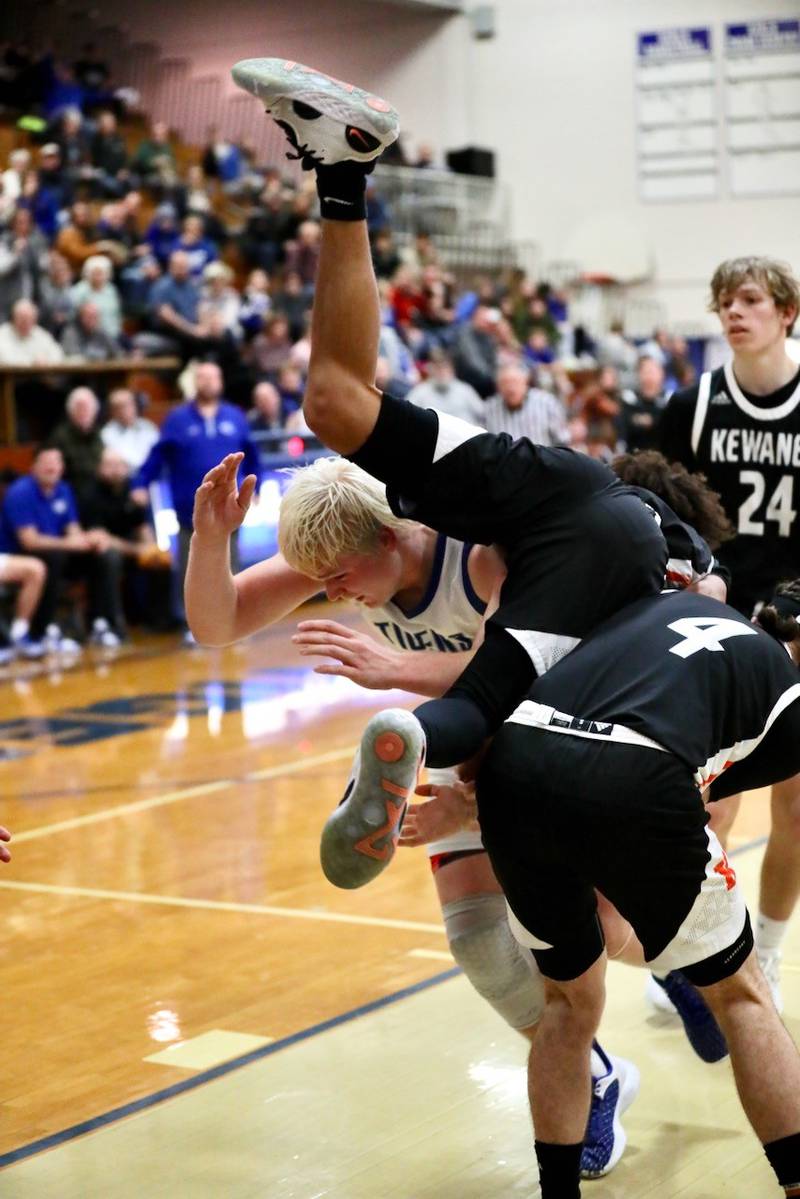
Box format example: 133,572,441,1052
659,255,800,619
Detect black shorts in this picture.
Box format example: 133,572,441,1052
476,726,745,981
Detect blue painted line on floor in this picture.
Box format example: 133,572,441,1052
0,965,461,1168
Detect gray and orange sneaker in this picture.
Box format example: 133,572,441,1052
320,708,425,889
231,57,399,170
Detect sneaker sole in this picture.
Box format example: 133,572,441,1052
231,57,399,143
320,708,423,889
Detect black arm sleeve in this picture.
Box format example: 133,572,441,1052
414,623,535,767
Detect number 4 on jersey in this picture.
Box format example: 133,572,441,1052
668,617,758,659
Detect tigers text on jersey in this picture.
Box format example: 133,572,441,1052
518,590,800,791
660,363,800,611
360,533,486,654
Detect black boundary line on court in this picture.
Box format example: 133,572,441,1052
0,833,771,1169
0,966,461,1168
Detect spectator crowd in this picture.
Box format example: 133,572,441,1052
0,36,703,660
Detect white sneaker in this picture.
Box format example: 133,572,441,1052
0,645,14,666
320,708,425,889
90,618,122,649
44,624,82,657
645,972,677,1016
757,949,784,1014
231,57,399,168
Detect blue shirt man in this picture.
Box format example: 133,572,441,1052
149,250,201,327
0,461,79,551
134,362,260,531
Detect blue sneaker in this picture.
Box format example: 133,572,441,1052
320,708,424,889
653,971,728,1062
12,635,45,660
581,1042,640,1179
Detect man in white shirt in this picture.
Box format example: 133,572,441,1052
0,299,64,366
100,388,160,471
483,361,570,445
407,350,486,427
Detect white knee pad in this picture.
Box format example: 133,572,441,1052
442,892,545,1031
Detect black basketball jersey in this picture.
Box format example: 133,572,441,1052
660,363,800,613
526,590,800,788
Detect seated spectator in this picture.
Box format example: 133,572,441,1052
283,220,320,289
175,214,217,279
0,298,64,365
90,110,130,197
55,108,91,189
68,254,121,339
406,349,486,426
272,269,311,341
419,263,455,332
60,300,121,360
452,304,502,398
365,179,389,235
199,262,241,337
131,120,177,193
38,251,75,334
56,200,126,273
484,361,570,445
523,327,556,366
389,264,425,327
0,207,47,314
202,127,243,191
34,143,73,231
238,268,272,338
79,448,160,634
240,186,293,270
371,229,401,280
288,313,312,373
98,191,142,254
374,355,412,401
620,354,670,452
47,385,104,504
249,313,293,380
400,230,439,274
0,445,126,649
100,387,159,470
145,249,203,357
43,64,85,122
276,361,305,418
247,380,285,437
144,202,180,268
176,166,226,245
2,149,31,207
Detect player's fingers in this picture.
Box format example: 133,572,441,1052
312,663,357,679
0,825,11,841
237,475,257,510
295,620,355,636
294,632,358,652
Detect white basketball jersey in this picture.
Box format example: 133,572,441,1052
361,533,486,858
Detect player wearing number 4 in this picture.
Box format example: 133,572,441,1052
660,257,800,1012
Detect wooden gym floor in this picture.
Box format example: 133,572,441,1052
0,604,792,1197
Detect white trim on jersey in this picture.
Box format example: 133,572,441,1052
724,360,800,423
508,700,668,752
690,371,713,457
432,409,484,463
505,628,581,677
696,682,800,790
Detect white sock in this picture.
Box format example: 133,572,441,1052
755,913,788,955
10,618,29,641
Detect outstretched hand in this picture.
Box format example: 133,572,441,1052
293,619,403,689
193,452,258,540
399,782,478,847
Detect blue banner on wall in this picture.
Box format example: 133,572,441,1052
637,28,712,63
726,19,800,55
